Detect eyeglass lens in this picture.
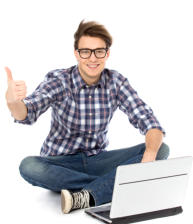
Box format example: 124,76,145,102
78,49,107,59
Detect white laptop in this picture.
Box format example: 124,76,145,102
85,156,193,224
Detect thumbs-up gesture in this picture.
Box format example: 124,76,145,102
5,67,27,104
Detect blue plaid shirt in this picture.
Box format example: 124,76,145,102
15,65,165,157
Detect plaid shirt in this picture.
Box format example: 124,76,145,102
15,65,165,157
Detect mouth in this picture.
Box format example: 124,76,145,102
87,64,100,70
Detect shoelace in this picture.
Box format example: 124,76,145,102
72,190,90,209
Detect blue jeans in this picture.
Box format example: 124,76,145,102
19,143,169,206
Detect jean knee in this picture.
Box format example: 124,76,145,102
19,156,43,179
19,156,32,177
156,143,170,160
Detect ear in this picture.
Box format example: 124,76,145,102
106,48,110,59
74,49,79,61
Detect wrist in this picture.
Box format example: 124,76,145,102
7,100,22,111
142,150,157,162
145,148,158,154
7,100,27,120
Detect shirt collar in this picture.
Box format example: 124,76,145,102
71,65,86,90
98,70,106,88
72,65,106,90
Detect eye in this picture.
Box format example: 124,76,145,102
96,49,105,54
81,50,90,54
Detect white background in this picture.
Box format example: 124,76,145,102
0,0,193,223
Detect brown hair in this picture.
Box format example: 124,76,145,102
74,20,113,50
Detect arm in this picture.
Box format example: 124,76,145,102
142,128,163,162
117,76,165,161
5,67,65,125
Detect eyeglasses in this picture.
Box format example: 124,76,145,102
76,48,108,59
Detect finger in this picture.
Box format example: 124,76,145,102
14,85,27,90
16,90,26,96
15,81,26,85
15,88,26,93
17,93,26,98
16,90,27,95
17,96,26,101
5,67,13,83
17,94,26,98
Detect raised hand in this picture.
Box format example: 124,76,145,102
5,67,27,104
5,67,27,120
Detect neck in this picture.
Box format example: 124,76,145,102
78,67,101,86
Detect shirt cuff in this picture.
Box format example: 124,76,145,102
14,99,34,125
141,125,166,137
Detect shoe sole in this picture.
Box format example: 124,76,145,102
61,190,73,214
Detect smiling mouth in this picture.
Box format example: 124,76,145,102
87,64,99,69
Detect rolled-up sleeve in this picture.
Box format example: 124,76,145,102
117,78,165,135
15,71,65,125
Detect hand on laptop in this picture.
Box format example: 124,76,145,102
141,150,156,163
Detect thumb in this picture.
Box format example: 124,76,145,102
5,67,13,83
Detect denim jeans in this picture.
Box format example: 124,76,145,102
19,143,169,206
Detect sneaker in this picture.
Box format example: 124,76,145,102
61,189,90,213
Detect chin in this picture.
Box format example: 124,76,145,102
89,72,102,79
86,67,103,76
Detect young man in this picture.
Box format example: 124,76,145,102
5,20,169,214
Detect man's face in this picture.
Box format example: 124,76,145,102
74,35,110,85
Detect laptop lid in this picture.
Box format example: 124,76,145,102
110,156,193,219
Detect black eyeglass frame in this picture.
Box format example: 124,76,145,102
76,48,109,59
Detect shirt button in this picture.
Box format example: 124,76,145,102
89,131,92,134
89,113,92,116
89,95,92,98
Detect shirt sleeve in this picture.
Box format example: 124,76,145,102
117,78,166,135
14,71,65,125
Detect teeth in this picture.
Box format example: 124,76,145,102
88,65,98,68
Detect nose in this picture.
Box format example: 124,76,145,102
89,51,98,61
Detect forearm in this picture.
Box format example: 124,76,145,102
7,100,27,121
142,128,164,162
